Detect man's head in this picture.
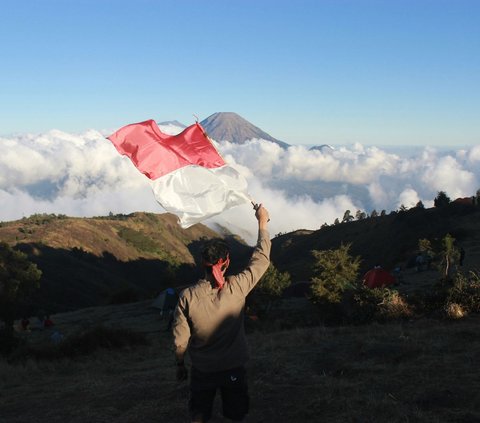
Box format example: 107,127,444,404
202,239,230,289
202,239,230,267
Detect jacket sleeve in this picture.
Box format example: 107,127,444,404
172,292,190,357
227,229,271,297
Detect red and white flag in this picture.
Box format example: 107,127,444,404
107,119,250,228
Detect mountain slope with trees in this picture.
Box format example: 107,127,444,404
271,203,480,282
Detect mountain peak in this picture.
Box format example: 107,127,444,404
200,112,289,148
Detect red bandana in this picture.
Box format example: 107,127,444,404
205,256,230,289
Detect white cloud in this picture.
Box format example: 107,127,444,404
420,155,477,199
397,188,421,209
468,145,480,163
1,127,479,244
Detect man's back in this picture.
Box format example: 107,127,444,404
173,228,271,372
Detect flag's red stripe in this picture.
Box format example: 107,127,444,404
107,120,225,180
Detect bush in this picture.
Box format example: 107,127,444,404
250,264,292,318
445,271,480,314
256,264,291,298
349,286,412,324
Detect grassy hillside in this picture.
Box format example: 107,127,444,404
2,203,479,317
1,301,480,422
2,205,480,422
271,203,480,281
0,212,251,315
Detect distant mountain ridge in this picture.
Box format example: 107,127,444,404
200,112,290,148
309,144,334,152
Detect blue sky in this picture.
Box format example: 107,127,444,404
1,0,479,146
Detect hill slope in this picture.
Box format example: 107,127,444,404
0,212,250,314
271,204,480,281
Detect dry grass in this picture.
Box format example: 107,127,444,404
2,301,480,422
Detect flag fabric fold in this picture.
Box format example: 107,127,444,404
107,119,251,228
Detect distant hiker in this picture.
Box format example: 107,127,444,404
50,330,64,344
152,287,179,332
415,254,425,272
173,204,271,423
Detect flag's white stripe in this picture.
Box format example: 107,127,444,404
150,165,251,228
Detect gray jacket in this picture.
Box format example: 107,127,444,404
173,229,271,372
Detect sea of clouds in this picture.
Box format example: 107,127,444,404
1,124,479,244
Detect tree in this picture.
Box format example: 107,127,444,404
418,238,433,256
0,242,41,338
253,264,291,316
355,210,366,220
398,204,408,212
334,218,340,225
310,243,360,305
441,234,460,280
342,210,354,223
370,209,378,218
434,191,451,208
380,210,386,216
415,201,425,209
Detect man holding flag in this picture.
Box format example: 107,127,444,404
108,118,270,421
173,203,270,423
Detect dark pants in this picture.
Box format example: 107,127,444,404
190,366,249,422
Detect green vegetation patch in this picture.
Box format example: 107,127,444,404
118,227,160,253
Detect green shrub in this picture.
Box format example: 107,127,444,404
257,264,291,298
310,243,360,305
348,286,412,324
445,271,480,315
251,264,291,317
348,285,385,324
